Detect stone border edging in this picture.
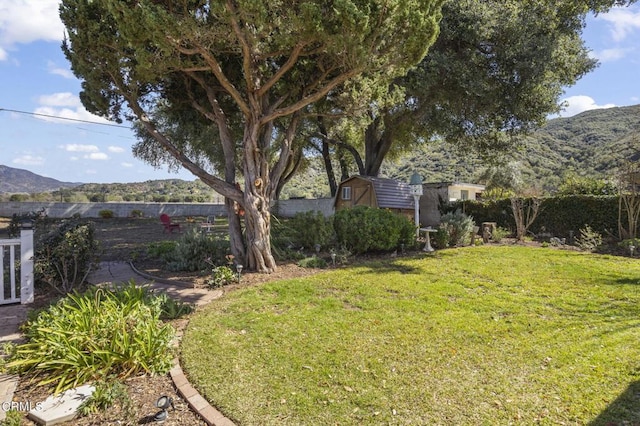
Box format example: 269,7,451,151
129,261,197,288
131,262,237,426
170,359,236,426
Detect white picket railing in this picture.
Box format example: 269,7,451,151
0,228,34,305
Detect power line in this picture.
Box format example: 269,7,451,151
0,107,132,129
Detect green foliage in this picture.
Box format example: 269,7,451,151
297,256,327,269
491,226,510,243
8,207,48,238
435,211,476,248
77,380,132,417
287,211,334,250
146,240,177,262
34,217,100,294
618,238,640,251
155,293,194,320
575,225,603,252
166,228,230,272
460,195,628,238
130,209,144,218
207,266,237,289
98,209,115,218
557,172,617,196
333,207,416,254
6,282,174,394
0,409,22,426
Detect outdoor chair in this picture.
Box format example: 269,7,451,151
200,216,215,233
160,214,181,233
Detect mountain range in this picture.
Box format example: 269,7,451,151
0,165,81,194
2,104,639,197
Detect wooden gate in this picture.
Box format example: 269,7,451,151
0,228,34,305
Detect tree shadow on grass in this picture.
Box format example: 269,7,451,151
589,380,640,425
357,259,422,275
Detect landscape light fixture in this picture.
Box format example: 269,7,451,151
236,264,243,282
315,244,321,254
153,395,175,423
331,252,336,266
630,245,635,257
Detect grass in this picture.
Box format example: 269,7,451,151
181,246,640,425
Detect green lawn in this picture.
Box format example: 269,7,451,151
181,246,640,425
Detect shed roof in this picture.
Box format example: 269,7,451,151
338,176,415,210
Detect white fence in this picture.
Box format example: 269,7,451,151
0,228,34,305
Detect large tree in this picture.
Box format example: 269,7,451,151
315,0,638,183
60,0,444,272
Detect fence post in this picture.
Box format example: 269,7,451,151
20,227,34,304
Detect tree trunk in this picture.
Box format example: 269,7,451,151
241,115,277,273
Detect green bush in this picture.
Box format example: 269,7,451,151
207,265,237,289
456,195,627,238
130,209,144,218
436,211,475,248
287,211,334,250
35,217,100,294
77,380,133,417
166,228,230,271
491,226,510,243
333,206,416,254
98,209,115,219
297,256,327,268
6,282,174,393
575,225,603,252
146,240,177,262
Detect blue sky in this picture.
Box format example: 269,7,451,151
1,2,639,184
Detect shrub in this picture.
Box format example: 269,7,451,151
146,241,177,262
297,256,327,268
155,293,194,320
287,211,334,250
207,265,237,289
575,225,603,252
6,282,174,393
35,217,100,294
98,209,115,219
166,228,230,271
491,226,510,243
437,211,476,247
333,206,416,254
77,380,133,417
130,209,144,218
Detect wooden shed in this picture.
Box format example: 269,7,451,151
334,176,415,218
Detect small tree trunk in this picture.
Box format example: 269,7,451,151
511,197,541,242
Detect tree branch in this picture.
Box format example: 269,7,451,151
258,42,306,97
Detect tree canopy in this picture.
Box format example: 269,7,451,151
314,0,639,187
60,0,444,271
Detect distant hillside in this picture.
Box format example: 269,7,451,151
0,165,81,194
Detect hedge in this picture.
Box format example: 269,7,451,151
448,195,629,238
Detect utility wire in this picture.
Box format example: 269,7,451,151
0,107,131,129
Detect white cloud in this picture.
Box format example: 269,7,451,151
60,144,99,153
108,146,125,153
599,7,640,42
0,47,6,61
121,162,134,168
591,47,634,62
559,95,616,117
85,153,109,161
12,155,45,166
0,1,64,59
47,61,74,79
38,92,80,107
